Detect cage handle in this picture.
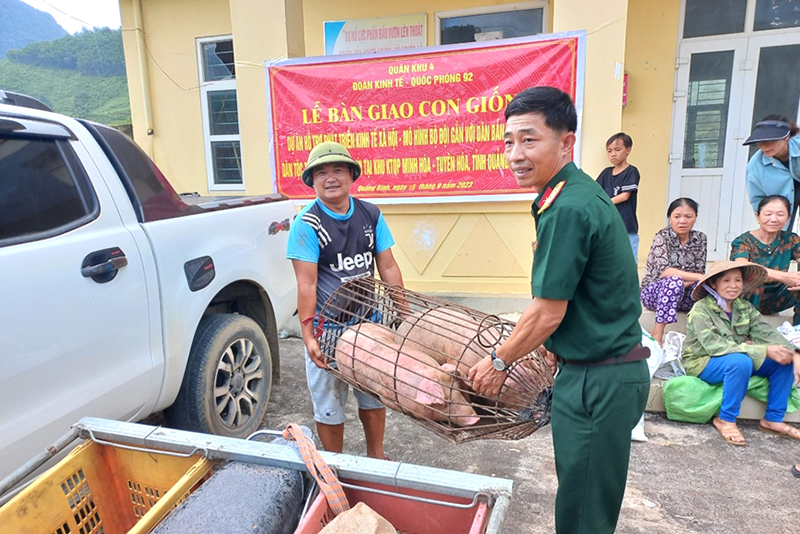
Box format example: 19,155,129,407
246,429,285,440
476,314,509,349
86,429,208,458
338,479,490,509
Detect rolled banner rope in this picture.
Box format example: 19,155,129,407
282,423,350,515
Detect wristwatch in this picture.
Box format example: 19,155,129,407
491,349,508,372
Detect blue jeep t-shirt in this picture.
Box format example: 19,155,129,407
286,197,394,323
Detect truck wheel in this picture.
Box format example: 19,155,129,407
167,314,272,438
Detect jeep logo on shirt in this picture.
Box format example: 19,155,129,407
330,251,373,272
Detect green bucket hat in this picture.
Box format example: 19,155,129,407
301,142,361,187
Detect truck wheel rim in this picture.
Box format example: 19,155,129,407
214,337,264,429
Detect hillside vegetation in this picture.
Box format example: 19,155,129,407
0,28,130,127
0,0,66,58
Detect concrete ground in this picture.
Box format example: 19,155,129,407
266,336,800,534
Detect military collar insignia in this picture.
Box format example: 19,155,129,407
536,180,566,215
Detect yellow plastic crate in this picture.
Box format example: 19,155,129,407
0,439,212,534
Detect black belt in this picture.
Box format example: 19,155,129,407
556,344,649,367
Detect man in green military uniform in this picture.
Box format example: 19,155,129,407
469,86,650,534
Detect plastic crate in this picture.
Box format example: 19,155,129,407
0,439,212,534
293,479,489,534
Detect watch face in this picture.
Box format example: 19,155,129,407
492,357,506,371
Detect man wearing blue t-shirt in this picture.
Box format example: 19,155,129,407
286,142,405,458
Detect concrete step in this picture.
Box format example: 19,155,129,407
639,308,793,332
646,377,800,423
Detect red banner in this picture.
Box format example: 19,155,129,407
267,35,583,200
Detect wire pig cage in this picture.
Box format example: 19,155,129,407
314,277,554,443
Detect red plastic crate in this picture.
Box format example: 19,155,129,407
294,478,489,534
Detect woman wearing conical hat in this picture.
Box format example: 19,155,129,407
682,261,800,446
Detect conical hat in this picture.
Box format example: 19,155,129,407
691,260,767,301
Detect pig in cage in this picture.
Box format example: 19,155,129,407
314,276,554,443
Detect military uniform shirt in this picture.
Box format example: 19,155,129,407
532,162,641,361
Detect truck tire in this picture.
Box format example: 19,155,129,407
166,314,272,438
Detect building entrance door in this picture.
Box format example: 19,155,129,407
670,13,800,259
670,37,748,260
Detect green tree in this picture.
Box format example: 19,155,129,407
73,90,91,118
7,28,125,76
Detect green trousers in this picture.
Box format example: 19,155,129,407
551,359,649,534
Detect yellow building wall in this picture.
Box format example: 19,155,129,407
553,0,628,175
301,0,549,55
120,0,233,195
121,0,304,197
230,0,305,200
121,0,669,298
300,0,551,294
621,0,680,263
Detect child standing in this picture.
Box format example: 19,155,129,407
597,132,640,261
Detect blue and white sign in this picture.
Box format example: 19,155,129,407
324,14,427,56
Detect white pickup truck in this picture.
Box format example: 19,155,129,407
0,92,298,482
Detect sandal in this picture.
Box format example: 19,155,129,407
712,418,745,446
758,423,800,440
792,465,800,478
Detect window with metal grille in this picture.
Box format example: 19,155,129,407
198,37,243,190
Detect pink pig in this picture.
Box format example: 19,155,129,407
335,323,480,427
397,308,549,409
395,307,489,376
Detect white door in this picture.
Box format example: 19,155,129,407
0,121,154,481
669,37,749,260
670,1,800,260
729,33,800,239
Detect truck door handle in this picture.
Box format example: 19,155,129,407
81,247,128,283
81,256,127,278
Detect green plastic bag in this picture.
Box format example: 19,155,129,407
662,375,800,424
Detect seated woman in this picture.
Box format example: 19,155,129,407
730,195,800,324
682,261,800,446
641,198,706,344
744,115,800,230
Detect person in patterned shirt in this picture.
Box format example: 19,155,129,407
730,195,800,324
682,260,799,445
640,198,706,344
